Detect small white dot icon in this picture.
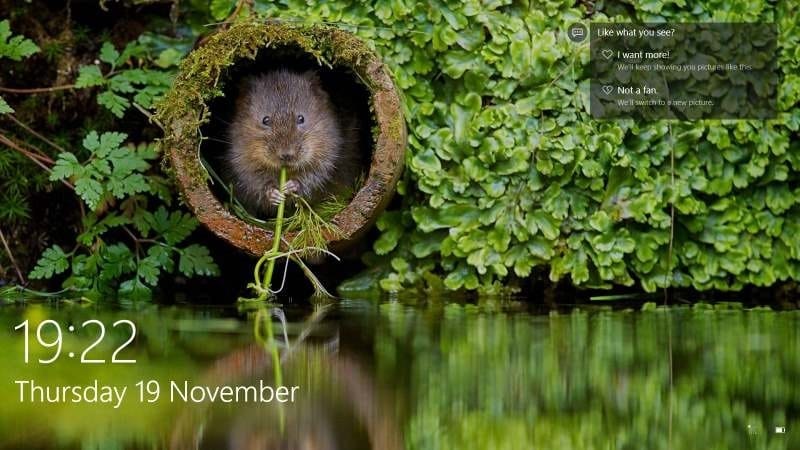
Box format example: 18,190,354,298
68,325,75,332
68,352,75,358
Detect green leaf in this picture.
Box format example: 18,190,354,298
82,131,100,152
210,0,236,20
411,149,441,173
0,96,13,114
374,225,402,255
88,157,111,177
99,132,128,154
74,177,104,210
108,173,150,198
108,146,150,176
50,153,82,181
75,65,106,88
99,243,135,280
82,131,127,157
441,50,476,78
97,91,131,118
526,211,560,240
0,20,40,61
137,254,161,286
98,42,120,66
29,245,69,279
179,244,220,277
118,278,152,301
77,213,130,246
155,48,183,68
108,77,134,94
147,206,198,245
589,211,612,232
146,245,175,273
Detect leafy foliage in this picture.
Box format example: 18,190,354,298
0,13,212,299
75,38,178,117
50,131,151,210
32,134,219,300
0,97,12,114
0,19,39,61
0,19,39,115
210,0,237,20
244,0,799,294
29,245,69,279
5,0,800,297
0,19,46,231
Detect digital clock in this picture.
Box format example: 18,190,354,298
13,320,137,364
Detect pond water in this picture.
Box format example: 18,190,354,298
0,299,797,449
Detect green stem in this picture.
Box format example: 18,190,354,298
265,312,284,388
253,308,285,432
262,167,287,292
264,310,285,433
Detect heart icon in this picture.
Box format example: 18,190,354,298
601,49,614,59
602,85,614,95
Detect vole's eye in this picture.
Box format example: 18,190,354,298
261,115,271,127
296,114,305,125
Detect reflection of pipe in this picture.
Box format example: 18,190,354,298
327,355,403,450
169,345,269,449
169,344,402,450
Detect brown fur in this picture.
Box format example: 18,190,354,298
225,69,360,217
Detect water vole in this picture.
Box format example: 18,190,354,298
225,69,360,217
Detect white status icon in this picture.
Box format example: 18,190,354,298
775,426,786,434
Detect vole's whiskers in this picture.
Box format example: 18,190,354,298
204,136,233,145
213,116,234,126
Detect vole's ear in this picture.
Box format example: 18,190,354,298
303,70,322,89
240,76,259,94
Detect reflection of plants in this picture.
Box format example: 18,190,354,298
254,306,286,431
251,303,335,431
376,304,800,449
0,305,237,448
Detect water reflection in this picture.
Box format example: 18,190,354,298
375,302,799,450
170,306,402,450
0,301,797,449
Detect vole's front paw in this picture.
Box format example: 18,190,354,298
267,187,284,206
267,180,301,206
284,179,301,197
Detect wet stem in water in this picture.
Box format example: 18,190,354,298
254,307,285,433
